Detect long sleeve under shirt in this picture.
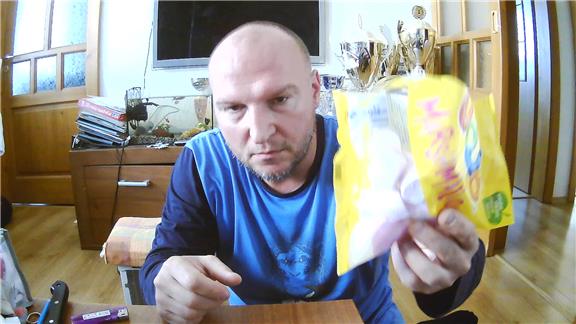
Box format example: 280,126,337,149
140,115,485,323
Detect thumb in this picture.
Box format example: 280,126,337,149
201,256,242,287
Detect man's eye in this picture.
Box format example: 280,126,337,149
274,96,288,105
225,105,244,112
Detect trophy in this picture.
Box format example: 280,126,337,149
321,74,345,91
339,40,386,91
380,44,402,79
191,77,211,95
372,43,402,90
397,5,437,76
376,25,401,80
191,77,212,127
317,74,345,116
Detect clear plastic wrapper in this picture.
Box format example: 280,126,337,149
333,75,514,275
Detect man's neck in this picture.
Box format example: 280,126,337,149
264,131,318,195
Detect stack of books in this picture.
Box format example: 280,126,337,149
74,97,129,147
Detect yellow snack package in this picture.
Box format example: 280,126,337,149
333,75,514,275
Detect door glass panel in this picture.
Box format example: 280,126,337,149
465,1,492,31
51,0,88,48
13,0,48,55
12,61,31,96
516,0,527,81
63,52,86,88
457,43,470,86
439,0,462,36
516,1,526,42
441,45,452,75
36,56,57,92
476,41,492,89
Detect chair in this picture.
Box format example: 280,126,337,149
101,217,160,305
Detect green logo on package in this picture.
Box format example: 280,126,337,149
482,192,508,224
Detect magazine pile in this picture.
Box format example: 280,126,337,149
73,97,129,148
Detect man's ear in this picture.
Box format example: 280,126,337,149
311,69,321,109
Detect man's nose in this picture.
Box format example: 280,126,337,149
246,105,276,144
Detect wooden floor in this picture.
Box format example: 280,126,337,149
4,199,575,323
499,200,575,322
5,205,124,305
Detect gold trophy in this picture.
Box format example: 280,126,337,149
397,5,437,76
376,43,401,86
339,40,386,91
376,25,401,81
385,44,401,77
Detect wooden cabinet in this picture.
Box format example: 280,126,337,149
70,146,183,249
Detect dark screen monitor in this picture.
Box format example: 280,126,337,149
153,1,325,68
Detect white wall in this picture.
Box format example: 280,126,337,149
100,0,431,100
553,2,575,198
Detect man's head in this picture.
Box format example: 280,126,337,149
208,22,320,185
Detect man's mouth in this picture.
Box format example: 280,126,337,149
253,149,283,158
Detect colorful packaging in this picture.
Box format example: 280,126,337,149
333,75,514,275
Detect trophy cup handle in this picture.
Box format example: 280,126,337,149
379,25,394,45
397,20,405,36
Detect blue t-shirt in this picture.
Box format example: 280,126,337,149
140,115,484,323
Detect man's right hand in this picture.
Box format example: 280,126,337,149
153,255,242,323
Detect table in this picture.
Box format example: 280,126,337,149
30,299,363,323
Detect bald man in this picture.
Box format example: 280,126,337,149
140,21,485,324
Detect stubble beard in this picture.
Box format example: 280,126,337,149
235,127,316,183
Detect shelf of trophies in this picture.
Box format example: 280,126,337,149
316,7,437,118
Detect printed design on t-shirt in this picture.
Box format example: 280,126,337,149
272,244,326,300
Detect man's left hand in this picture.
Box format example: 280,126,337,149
391,209,480,294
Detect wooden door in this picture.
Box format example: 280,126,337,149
528,1,561,204
570,1,576,204
432,0,519,255
0,8,3,186
0,0,100,204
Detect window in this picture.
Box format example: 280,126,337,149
516,0,528,82
11,0,88,96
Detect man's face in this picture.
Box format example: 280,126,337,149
210,40,320,182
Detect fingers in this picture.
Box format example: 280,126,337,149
155,278,224,311
407,220,471,276
437,209,479,253
394,210,480,294
153,255,243,323
166,256,239,301
391,241,430,293
395,236,457,294
200,255,243,287
156,289,207,323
